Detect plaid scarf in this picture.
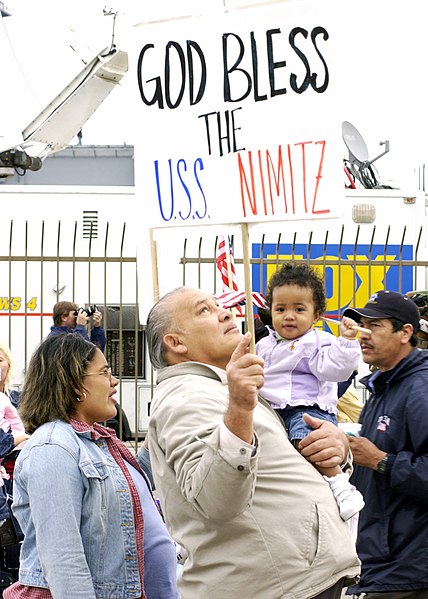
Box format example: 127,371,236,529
70,419,148,599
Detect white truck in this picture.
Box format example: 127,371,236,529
1,2,426,434
0,181,424,436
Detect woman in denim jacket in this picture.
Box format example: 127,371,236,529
4,334,179,599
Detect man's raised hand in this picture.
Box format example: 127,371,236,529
224,332,264,444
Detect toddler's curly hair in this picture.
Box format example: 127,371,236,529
266,263,327,315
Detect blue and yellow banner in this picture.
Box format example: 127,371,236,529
252,242,413,324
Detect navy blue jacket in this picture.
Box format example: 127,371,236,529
348,349,428,594
48,324,106,352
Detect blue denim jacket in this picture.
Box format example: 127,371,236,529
12,420,142,598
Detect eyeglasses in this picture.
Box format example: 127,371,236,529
84,367,112,381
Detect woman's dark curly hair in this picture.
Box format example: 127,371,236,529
266,263,327,315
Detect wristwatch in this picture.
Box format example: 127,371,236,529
376,454,389,474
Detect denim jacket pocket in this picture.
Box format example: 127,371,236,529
80,461,109,480
79,461,110,512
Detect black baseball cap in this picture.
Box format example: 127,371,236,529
343,290,420,332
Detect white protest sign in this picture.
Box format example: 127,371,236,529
132,0,344,229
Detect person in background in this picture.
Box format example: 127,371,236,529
0,362,26,478
5,333,179,599
343,290,428,598
405,290,428,349
0,344,22,413
48,301,106,352
0,344,26,444
0,382,24,441
0,343,29,588
138,286,360,599
337,370,358,399
0,342,29,473
256,263,364,521
138,435,155,490
337,385,364,425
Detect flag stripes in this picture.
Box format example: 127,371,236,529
215,290,267,310
216,236,238,291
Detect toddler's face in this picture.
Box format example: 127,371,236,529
270,284,319,340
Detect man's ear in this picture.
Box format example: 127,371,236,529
401,323,414,344
163,333,187,357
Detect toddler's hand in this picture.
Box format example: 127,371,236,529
339,316,359,339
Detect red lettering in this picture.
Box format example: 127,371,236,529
287,144,295,214
266,147,287,214
238,152,257,217
294,141,313,213
237,140,329,218
312,140,328,214
258,150,267,215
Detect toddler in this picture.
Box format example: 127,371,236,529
256,263,364,521
0,364,25,440
0,368,26,531
0,391,25,437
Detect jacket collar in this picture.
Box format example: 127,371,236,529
156,361,227,385
360,348,428,391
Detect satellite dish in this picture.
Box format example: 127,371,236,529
342,121,369,163
342,121,392,189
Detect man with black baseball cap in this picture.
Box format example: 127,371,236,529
344,289,420,333
342,290,428,599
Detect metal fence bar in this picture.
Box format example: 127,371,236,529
40,222,44,342
132,265,140,453
178,227,428,319
180,257,428,267
1,220,427,443
24,223,28,368
0,219,141,443
337,226,344,318
72,222,77,302
8,222,13,345
413,227,423,291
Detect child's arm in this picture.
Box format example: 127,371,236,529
309,321,361,381
4,402,25,433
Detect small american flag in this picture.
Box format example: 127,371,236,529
216,235,238,292
215,290,267,310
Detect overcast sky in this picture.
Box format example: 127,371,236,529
3,0,428,189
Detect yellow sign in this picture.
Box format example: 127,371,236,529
0,297,37,311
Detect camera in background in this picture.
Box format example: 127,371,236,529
74,305,97,318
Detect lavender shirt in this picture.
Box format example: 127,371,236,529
125,461,179,599
256,327,361,414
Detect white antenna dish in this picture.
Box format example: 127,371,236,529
342,121,392,189
342,121,369,163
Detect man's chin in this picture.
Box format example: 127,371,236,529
229,332,243,347
361,352,375,366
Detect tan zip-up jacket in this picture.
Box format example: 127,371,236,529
145,361,360,599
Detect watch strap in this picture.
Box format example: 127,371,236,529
376,453,395,474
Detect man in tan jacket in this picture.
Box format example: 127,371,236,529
139,287,360,599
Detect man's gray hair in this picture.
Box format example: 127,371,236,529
146,287,188,370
